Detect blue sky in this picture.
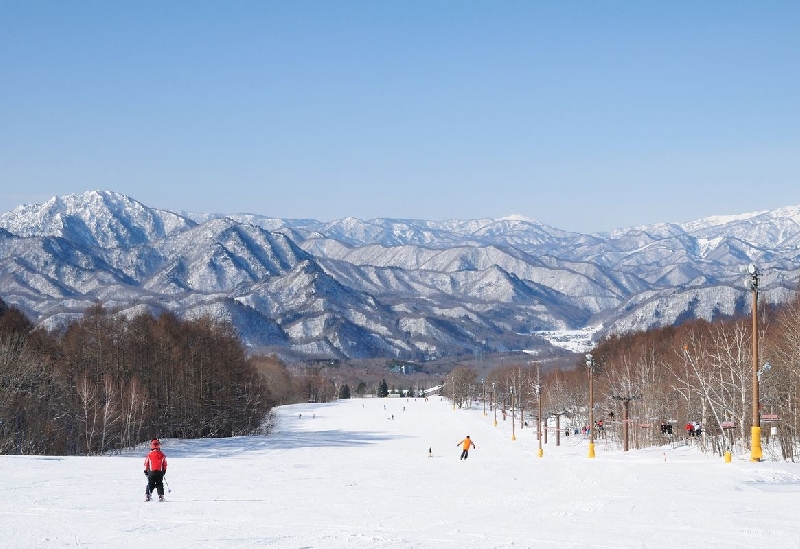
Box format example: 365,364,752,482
1,2,798,233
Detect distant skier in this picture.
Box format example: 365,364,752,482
144,438,168,502
457,435,476,460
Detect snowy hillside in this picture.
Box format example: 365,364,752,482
1,190,799,359
2,397,798,548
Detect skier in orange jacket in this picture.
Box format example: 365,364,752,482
457,435,476,460
144,438,168,501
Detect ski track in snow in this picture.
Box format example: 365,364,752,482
1,398,800,548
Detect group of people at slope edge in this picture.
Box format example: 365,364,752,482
685,421,702,437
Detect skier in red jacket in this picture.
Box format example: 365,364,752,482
144,439,168,502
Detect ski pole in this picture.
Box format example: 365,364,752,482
164,478,171,493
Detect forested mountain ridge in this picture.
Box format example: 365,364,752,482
1,191,798,360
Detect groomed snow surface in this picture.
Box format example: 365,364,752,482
2,397,800,548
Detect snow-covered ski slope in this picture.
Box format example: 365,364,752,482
2,397,800,548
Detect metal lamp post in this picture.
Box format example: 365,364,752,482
492,382,497,426
511,386,516,441
586,353,596,459
483,379,487,416
535,382,543,458
747,264,762,462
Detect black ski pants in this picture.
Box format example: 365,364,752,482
146,470,165,496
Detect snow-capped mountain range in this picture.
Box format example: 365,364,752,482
1,190,798,360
